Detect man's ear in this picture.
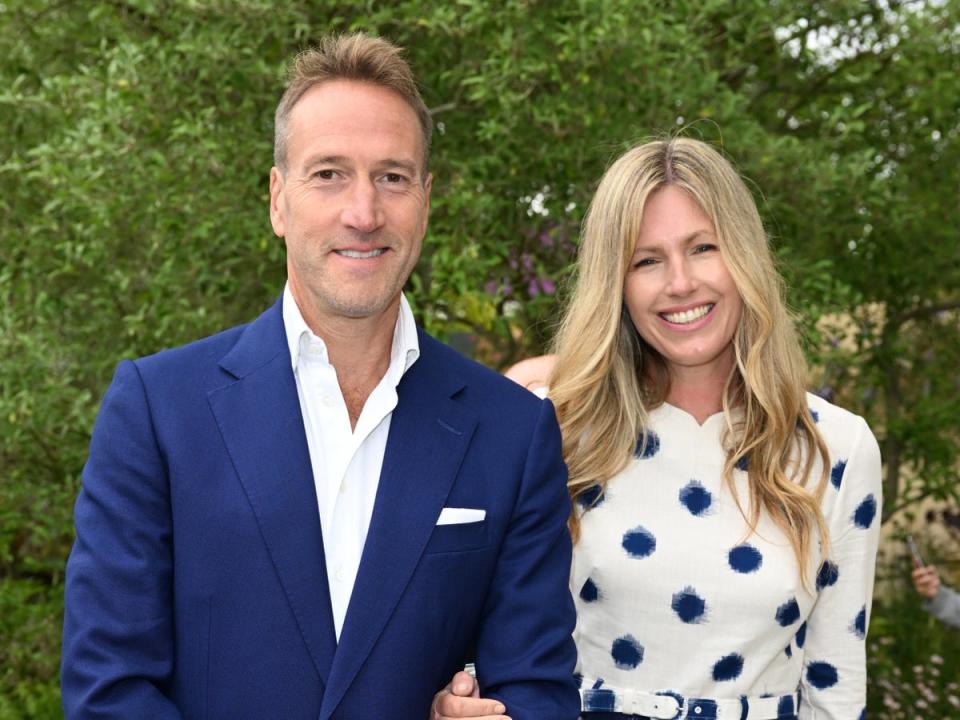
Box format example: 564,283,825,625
420,172,433,235
269,167,285,237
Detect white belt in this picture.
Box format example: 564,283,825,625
580,683,800,719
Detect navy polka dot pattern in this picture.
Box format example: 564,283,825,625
830,459,847,490
581,679,617,711
635,430,660,458
569,396,882,720
679,480,712,516
795,622,807,648
611,635,644,669
728,544,763,573
735,455,748,472
852,494,877,529
577,484,605,509
580,577,600,603
816,560,840,591
712,653,744,681
775,598,801,627
806,660,839,689
671,586,707,624
688,699,718,719
622,526,656,558
851,606,866,639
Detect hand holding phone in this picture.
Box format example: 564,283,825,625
906,534,925,567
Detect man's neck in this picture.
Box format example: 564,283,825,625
294,291,400,430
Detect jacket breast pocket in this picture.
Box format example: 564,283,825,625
422,520,489,555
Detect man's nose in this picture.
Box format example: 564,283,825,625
340,178,384,233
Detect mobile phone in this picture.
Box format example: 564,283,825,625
906,534,925,567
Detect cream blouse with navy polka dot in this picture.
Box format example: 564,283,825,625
569,393,881,720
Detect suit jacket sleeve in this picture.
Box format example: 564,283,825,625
473,398,580,719
61,360,183,719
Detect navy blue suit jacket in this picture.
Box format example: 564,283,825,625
61,299,579,719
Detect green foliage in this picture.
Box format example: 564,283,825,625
868,568,960,719
1,0,958,714
0,581,62,720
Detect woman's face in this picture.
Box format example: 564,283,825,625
623,185,743,381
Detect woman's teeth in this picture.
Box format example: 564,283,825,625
662,304,713,324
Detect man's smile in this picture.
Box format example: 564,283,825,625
335,248,388,259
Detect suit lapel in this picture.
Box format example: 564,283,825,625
320,334,477,718
207,299,337,690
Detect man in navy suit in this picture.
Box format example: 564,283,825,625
61,33,579,719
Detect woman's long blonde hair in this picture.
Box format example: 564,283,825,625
550,137,830,580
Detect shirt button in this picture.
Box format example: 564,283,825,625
322,395,336,407
335,566,345,582
694,706,702,715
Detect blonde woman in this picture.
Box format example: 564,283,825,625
432,138,881,720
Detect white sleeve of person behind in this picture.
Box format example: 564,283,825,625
799,408,882,720
924,584,960,629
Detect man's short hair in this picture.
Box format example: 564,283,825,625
274,33,432,177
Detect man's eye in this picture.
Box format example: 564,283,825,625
383,173,406,183
314,169,337,180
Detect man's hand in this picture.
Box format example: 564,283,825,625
431,671,510,720
912,565,941,599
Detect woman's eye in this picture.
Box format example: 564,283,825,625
693,243,717,254
634,257,657,268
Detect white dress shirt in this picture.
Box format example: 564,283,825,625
282,285,420,640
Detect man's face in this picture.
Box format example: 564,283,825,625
269,79,431,327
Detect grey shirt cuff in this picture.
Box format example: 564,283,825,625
922,584,960,627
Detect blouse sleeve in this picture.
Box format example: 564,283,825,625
799,415,882,720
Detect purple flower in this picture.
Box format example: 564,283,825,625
540,277,556,294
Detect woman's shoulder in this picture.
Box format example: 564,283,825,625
504,354,557,393
805,391,872,438
806,392,882,513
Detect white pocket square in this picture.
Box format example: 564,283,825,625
436,507,486,525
